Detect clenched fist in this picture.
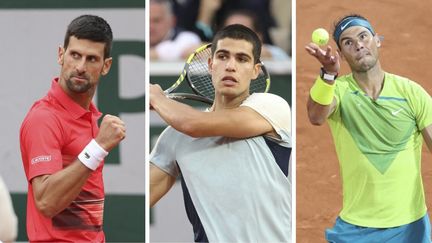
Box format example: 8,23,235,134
95,114,126,151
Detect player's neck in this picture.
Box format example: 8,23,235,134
212,93,249,111
66,92,94,110
352,63,385,100
58,79,95,110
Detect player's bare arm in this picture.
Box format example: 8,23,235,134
307,98,337,125
422,124,432,152
305,43,340,125
150,84,275,138
31,161,92,218
150,164,176,207
32,115,125,218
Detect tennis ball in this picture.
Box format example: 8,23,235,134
312,28,329,46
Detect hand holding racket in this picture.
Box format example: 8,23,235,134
163,43,271,104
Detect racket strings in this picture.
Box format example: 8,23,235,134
188,48,215,99
250,72,268,93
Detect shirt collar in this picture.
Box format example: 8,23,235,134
48,78,102,120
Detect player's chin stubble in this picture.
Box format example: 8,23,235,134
66,76,92,93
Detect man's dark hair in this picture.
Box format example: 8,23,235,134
64,15,113,58
211,24,262,64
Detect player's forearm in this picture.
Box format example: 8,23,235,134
150,84,205,136
153,95,275,138
32,160,92,218
307,96,335,126
152,95,207,136
307,74,337,126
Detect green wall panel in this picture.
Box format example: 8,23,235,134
12,194,145,241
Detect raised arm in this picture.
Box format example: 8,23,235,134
150,84,276,138
305,43,340,125
150,164,176,207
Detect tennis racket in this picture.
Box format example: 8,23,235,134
164,43,271,104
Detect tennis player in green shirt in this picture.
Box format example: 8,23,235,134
305,14,432,243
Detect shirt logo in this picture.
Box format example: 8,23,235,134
84,152,90,159
391,108,403,116
341,19,355,31
31,155,52,164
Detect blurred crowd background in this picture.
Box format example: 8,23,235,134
150,0,291,61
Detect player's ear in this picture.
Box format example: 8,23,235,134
58,46,65,65
101,57,113,76
208,57,213,73
252,62,261,79
374,34,381,48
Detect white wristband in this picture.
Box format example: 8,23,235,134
78,139,108,170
